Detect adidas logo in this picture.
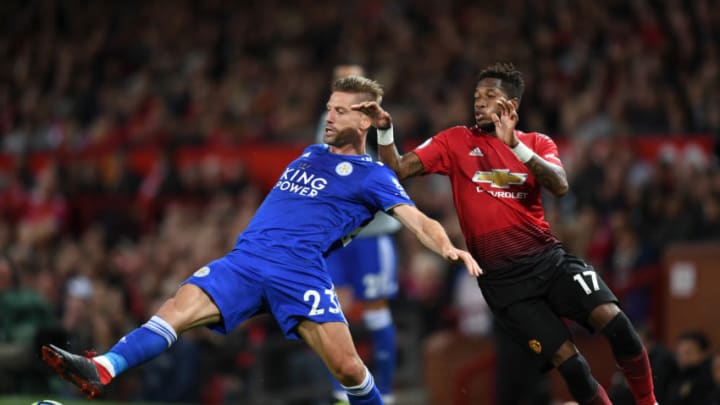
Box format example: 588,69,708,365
469,147,484,156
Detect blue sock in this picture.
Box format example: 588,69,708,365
364,308,396,396
95,315,178,377
343,367,383,405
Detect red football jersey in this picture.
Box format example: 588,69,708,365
413,125,563,275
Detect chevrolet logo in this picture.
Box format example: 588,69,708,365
472,169,527,189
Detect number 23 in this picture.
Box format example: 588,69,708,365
304,289,341,316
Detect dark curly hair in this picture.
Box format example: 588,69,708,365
477,62,525,101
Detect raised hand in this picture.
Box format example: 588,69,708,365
351,101,393,130
492,97,520,147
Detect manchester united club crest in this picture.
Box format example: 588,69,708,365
528,339,542,354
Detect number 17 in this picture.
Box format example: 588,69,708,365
573,270,599,295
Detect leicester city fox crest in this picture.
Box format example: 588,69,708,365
193,266,211,277
335,162,353,176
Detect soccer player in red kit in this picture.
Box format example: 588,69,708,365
352,63,658,405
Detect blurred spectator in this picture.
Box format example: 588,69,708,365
102,150,143,195
0,252,56,393
16,163,68,248
666,331,715,405
0,0,717,149
61,275,95,350
711,352,720,405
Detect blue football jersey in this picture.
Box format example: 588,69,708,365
234,144,414,266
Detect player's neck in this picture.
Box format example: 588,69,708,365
477,122,496,135
328,143,366,156
328,134,367,156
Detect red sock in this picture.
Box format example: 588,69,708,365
91,359,113,385
585,383,612,405
617,348,657,405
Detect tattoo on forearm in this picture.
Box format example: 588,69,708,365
406,155,425,177
526,156,568,196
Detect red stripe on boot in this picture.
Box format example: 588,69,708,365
91,359,113,385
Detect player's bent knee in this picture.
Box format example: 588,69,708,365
557,353,598,403
588,302,621,330
329,356,366,386
601,312,643,358
551,340,579,368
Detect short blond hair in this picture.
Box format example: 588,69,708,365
332,76,384,104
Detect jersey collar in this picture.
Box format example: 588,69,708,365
322,144,372,161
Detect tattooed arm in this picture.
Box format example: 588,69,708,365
378,148,425,180
492,97,569,197
522,155,569,197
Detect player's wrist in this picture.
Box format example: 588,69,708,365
511,141,535,163
377,125,394,145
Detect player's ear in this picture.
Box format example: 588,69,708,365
359,114,372,132
510,98,520,110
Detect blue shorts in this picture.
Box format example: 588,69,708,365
183,249,347,339
325,235,398,301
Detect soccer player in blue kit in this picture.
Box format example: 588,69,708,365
40,76,482,405
316,64,403,405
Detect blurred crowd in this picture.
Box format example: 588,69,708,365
1,0,719,150
0,0,719,403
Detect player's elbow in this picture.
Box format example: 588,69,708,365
553,180,569,197
397,169,413,181
397,159,422,180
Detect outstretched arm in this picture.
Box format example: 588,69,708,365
493,98,569,197
389,204,482,276
351,101,425,180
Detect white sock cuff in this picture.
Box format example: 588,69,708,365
93,355,115,377
342,366,375,397
363,307,393,330
143,315,178,347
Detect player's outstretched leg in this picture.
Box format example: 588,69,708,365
601,312,657,405
41,315,178,398
41,284,219,398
